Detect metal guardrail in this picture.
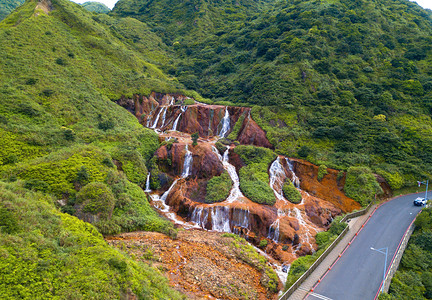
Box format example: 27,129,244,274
280,201,375,299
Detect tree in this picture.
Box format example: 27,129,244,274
191,132,199,146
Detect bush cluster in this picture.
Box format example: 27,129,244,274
205,172,232,203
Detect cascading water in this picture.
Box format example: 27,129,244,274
293,207,314,252
286,158,300,188
211,206,231,232
231,208,250,235
269,157,287,201
151,107,164,129
218,107,230,137
144,173,151,193
212,146,244,203
181,145,193,178
268,219,280,242
171,106,187,131
161,107,168,128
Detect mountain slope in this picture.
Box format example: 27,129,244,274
0,0,24,20
0,0,189,297
112,0,432,187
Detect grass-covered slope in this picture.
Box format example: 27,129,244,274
0,181,183,299
0,0,186,296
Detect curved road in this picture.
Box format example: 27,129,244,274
309,193,424,300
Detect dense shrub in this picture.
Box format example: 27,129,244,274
76,182,116,219
344,166,382,206
282,181,302,204
0,181,183,299
317,164,328,181
205,172,232,203
239,165,276,205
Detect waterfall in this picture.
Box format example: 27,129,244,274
169,95,175,106
211,206,231,232
160,179,178,206
212,146,244,203
268,219,280,242
286,158,300,188
151,107,164,129
144,173,151,192
231,208,250,234
171,106,187,131
181,145,193,178
191,206,210,229
161,107,168,128
172,113,182,131
293,207,314,251
269,157,287,201
218,107,230,137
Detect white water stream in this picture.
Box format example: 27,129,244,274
144,173,151,193
293,207,314,252
181,145,193,178
218,107,230,137
151,107,164,129
212,146,244,203
286,158,300,188
172,106,187,131
269,157,287,201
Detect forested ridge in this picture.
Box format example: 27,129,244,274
111,0,432,189
1,0,432,298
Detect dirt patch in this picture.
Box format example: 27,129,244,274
106,230,281,300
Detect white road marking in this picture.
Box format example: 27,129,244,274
299,287,333,300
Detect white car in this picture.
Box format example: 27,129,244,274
413,197,427,206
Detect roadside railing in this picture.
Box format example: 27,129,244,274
279,201,375,299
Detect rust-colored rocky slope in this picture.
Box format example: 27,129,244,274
106,230,280,300
117,93,272,148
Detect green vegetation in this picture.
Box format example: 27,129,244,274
318,164,328,181
381,208,432,300
234,145,277,205
76,181,116,218
285,216,347,289
0,0,24,21
227,113,246,141
222,233,279,293
0,181,183,299
81,1,110,14
0,0,185,295
191,132,199,146
344,166,383,206
112,0,432,188
282,181,302,204
205,171,232,203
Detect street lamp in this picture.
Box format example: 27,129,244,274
370,247,388,292
417,179,429,201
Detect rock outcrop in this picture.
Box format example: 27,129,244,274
116,93,273,148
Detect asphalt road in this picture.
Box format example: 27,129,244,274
310,193,424,300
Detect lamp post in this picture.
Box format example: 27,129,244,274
417,180,429,201
370,247,388,293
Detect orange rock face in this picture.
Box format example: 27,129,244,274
289,159,362,213
116,93,273,148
